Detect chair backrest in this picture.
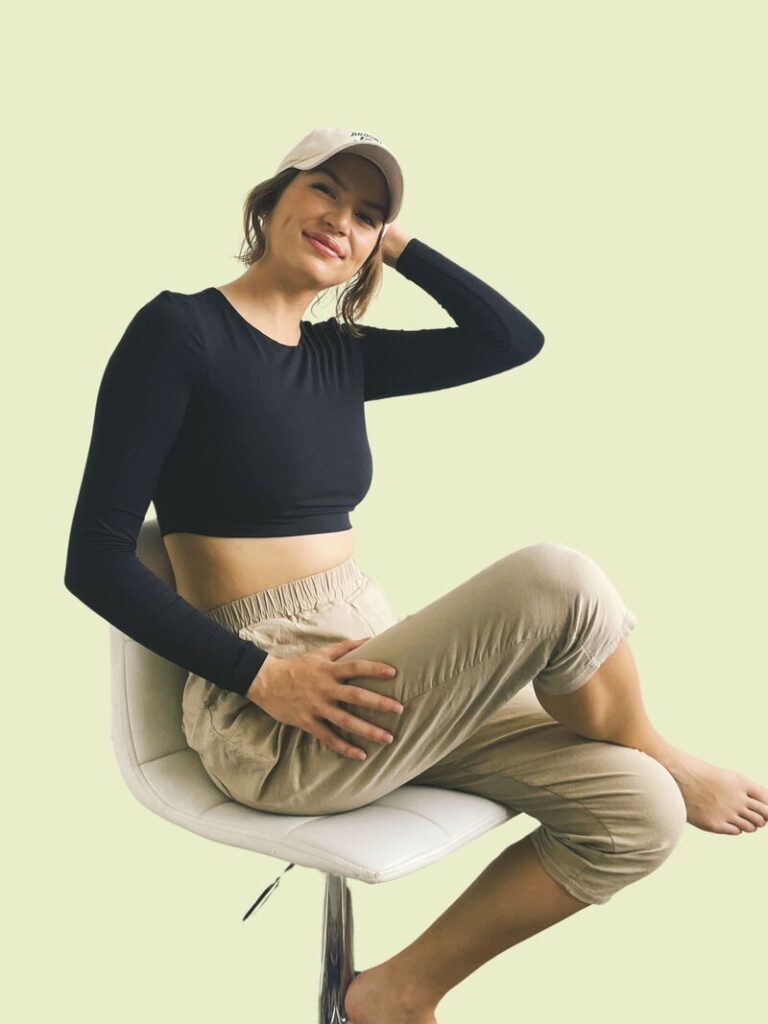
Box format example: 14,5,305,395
110,519,194,782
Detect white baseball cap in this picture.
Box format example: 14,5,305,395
275,127,404,228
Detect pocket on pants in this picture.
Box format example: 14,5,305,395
198,726,280,806
197,693,282,801
183,669,280,767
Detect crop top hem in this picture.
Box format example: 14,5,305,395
159,513,353,539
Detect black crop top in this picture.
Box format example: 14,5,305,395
64,237,545,696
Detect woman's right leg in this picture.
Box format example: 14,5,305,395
240,541,637,816
344,672,687,1024
344,833,587,1024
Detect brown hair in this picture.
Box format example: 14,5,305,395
234,165,390,339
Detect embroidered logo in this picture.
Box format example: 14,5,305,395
349,130,383,144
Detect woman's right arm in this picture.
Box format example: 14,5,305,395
63,292,268,698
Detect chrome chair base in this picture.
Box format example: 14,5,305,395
319,874,359,1023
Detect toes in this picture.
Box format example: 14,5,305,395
745,782,768,803
742,806,767,828
746,800,768,824
732,815,758,832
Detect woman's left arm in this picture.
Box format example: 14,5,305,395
357,223,545,401
380,223,413,268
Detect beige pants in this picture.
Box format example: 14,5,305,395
182,543,687,905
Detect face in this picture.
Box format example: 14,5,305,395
266,152,389,283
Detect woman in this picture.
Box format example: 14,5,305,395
65,127,766,1024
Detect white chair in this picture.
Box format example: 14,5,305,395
111,519,514,1023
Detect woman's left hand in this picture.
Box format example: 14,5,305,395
380,221,413,268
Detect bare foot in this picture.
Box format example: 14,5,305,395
343,965,437,1024
659,748,768,835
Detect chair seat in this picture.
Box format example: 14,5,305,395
120,743,512,883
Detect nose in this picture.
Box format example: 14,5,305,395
324,206,353,233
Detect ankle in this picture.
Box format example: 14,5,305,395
379,954,442,1013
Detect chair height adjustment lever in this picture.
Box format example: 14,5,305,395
242,862,296,921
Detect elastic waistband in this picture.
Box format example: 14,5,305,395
204,556,366,633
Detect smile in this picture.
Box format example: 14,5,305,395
303,233,342,259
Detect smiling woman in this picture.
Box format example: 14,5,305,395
65,125,766,1024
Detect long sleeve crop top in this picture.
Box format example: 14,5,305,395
64,237,545,696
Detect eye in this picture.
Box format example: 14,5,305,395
312,182,377,227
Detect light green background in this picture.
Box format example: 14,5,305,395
6,1,766,1021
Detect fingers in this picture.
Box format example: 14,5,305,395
325,636,372,656
319,679,404,758
312,722,371,761
333,659,398,682
325,640,399,685
339,684,403,716
306,640,404,762
332,707,396,748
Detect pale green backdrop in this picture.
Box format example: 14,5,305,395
6,1,766,1021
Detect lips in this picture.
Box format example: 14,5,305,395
304,231,342,258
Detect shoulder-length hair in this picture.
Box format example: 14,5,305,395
235,166,390,339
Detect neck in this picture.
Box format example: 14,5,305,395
228,253,317,336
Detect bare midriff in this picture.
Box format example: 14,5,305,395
163,529,356,614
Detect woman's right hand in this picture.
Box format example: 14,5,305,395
244,638,404,760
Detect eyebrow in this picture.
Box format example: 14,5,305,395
312,169,387,216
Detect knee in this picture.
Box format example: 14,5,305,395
626,751,688,862
507,541,616,612
516,541,604,590
537,748,687,905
